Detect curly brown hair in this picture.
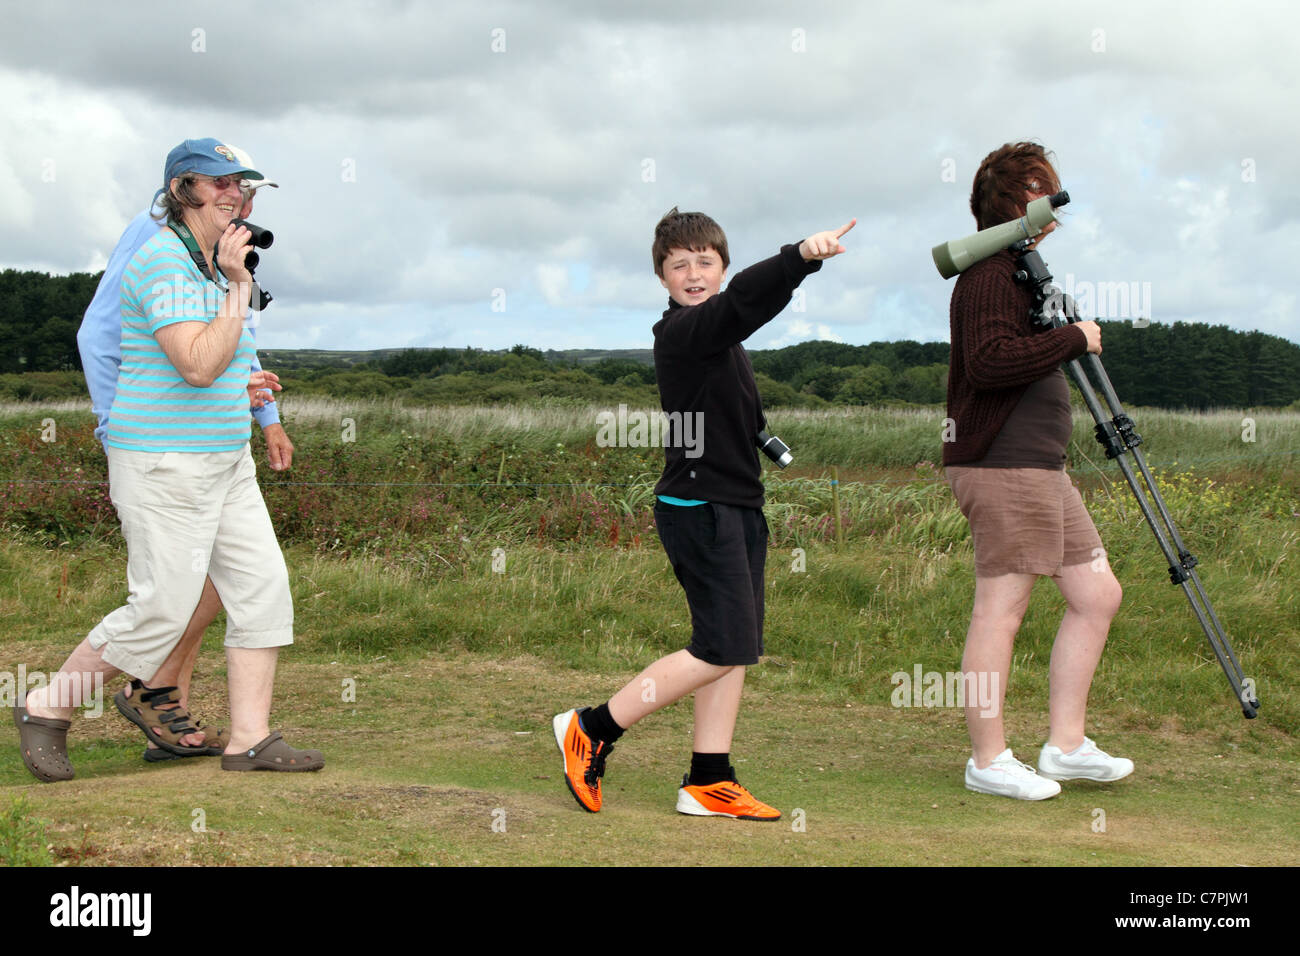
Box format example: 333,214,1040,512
970,142,1061,230
652,207,730,277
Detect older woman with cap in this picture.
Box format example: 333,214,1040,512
15,138,322,779
76,144,294,765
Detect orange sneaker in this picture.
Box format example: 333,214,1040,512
676,774,781,821
552,708,612,813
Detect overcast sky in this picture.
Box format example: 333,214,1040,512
2,0,1296,353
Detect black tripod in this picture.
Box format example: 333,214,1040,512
1013,244,1259,719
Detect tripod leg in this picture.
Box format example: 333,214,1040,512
1065,357,1258,717
1010,250,1257,717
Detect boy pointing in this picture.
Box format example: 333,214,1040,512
554,208,853,818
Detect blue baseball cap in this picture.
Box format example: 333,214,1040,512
163,138,265,185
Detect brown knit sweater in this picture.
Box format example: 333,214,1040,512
943,250,1088,465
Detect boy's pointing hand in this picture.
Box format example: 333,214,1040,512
799,219,856,261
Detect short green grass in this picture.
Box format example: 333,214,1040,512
0,650,1294,867
1,535,1295,867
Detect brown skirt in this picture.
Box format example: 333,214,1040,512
946,466,1104,578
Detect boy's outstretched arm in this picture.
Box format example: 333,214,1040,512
799,219,856,261
656,217,857,357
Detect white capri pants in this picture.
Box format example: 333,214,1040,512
87,444,293,679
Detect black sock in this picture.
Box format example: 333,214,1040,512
581,703,624,745
688,752,733,786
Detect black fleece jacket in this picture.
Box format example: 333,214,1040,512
652,243,821,508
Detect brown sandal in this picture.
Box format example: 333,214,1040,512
220,731,324,772
114,679,213,757
13,705,74,782
142,721,229,761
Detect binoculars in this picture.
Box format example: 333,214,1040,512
230,217,274,271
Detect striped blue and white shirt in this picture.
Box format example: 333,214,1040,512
78,206,280,446
107,229,256,452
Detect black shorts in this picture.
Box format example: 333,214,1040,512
653,501,768,666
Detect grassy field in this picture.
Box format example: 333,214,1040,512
0,399,1296,866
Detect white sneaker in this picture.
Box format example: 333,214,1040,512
965,749,1061,800
1038,737,1133,782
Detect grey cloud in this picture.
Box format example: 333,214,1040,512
1,0,1295,352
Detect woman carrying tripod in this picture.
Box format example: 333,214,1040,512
944,142,1133,800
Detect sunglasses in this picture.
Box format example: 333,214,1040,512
193,174,247,191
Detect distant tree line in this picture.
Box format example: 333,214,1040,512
749,326,1300,409
748,340,951,406
0,269,100,373
3,267,1300,409
1089,321,1300,408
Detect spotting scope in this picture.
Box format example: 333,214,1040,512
932,191,1069,279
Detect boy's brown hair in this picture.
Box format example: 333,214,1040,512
652,207,730,277
970,142,1061,231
